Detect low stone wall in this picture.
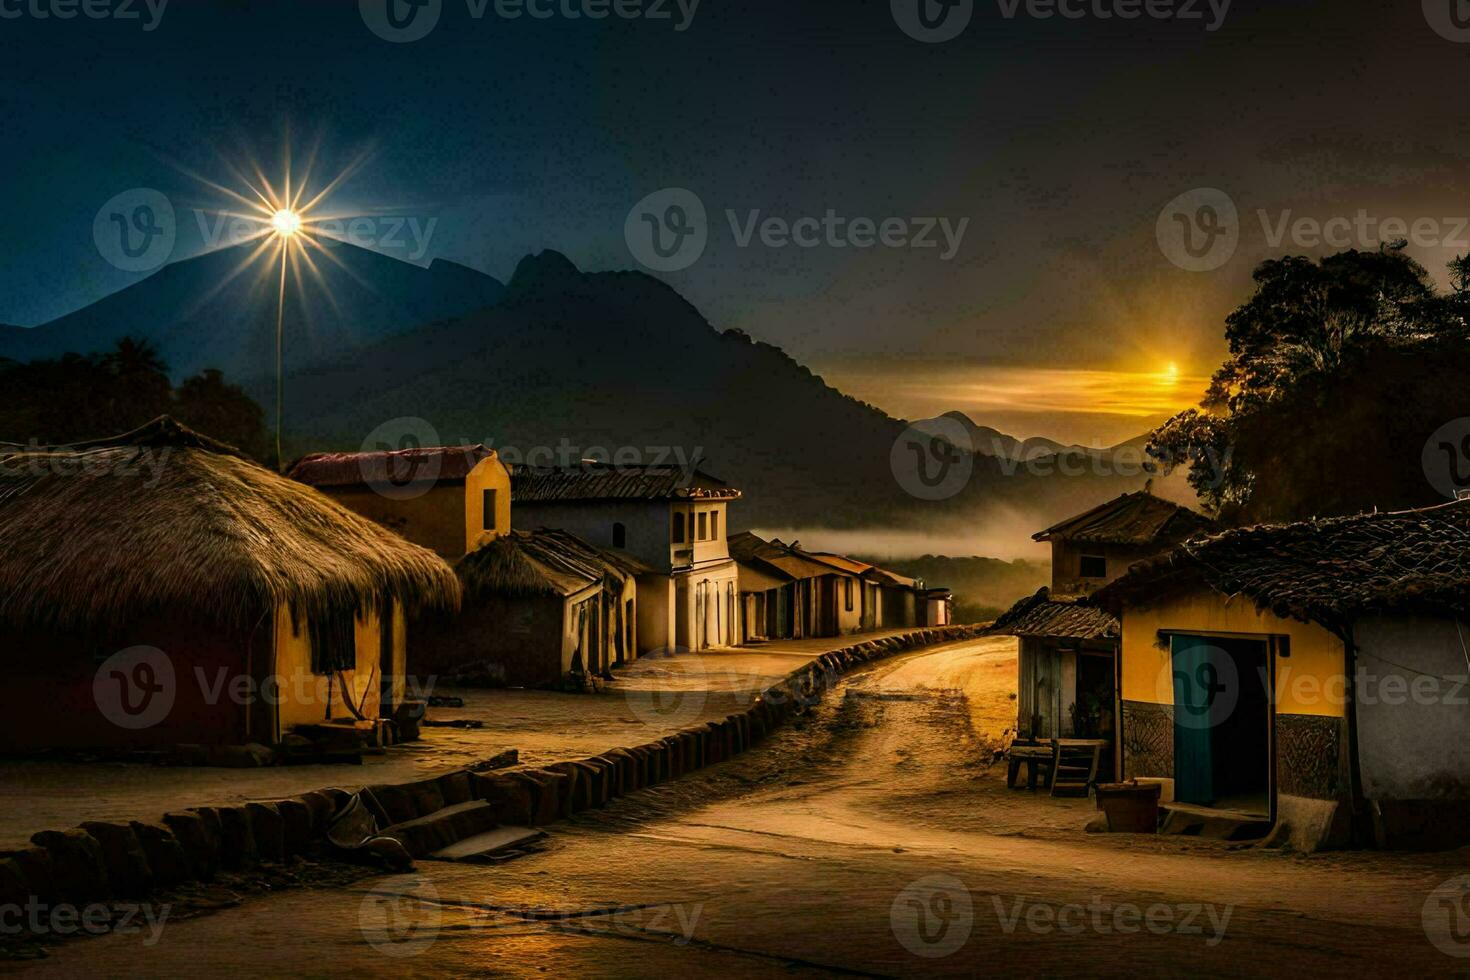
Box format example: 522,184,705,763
0,626,986,912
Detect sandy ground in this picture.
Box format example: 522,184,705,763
0,631,916,849
12,636,1470,978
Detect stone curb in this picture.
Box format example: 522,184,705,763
0,625,986,909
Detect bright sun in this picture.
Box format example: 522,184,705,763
270,208,302,237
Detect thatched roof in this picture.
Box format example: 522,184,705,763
987,587,1119,641
0,417,461,636
457,528,636,600
1034,491,1213,546
511,461,740,503
287,445,495,488
1093,500,1470,633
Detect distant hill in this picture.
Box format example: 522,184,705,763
1,246,1187,539
276,250,1166,530
0,242,504,381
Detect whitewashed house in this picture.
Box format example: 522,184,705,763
510,462,743,654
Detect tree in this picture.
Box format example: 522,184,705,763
1149,244,1470,523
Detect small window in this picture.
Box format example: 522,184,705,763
844,578,854,611
698,511,708,541
1079,554,1107,578
612,522,627,548
711,510,719,540
483,489,498,531
672,512,685,543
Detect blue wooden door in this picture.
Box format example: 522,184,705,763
1171,635,1218,804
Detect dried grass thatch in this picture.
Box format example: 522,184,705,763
0,417,460,637
457,531,603,600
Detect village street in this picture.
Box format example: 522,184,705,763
12,637,1466,978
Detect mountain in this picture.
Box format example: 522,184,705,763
0,243,504,381
920,411,1132,461
274,250,1168,531
3,245,1187,538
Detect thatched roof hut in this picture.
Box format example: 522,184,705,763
0,417,460,638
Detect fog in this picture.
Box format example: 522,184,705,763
752,502,1053,562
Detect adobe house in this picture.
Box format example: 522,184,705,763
1033,488,1215,594
729,532,885,639
0,418,459,754
510,463,742,655
990,491,1211,750
287,444,512,560
1095,501,1470,850
415,528,649,686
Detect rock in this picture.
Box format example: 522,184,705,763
206,742,274,768
246,803,286,863
550,762,591,812
361,835,414,871
470,774,535,825
215,806,258,868
514,769,569,824
164,811,218,880
128,822,189,888
295,791,336,834
79,822,154,896
393,701,425,743
404,778,446,817
602,749,636,794
438,771,473,806
273,799,313,855
0,857,32,908
366,784,417,825
318,787,352,815
0,847,56,905
31,829,109,904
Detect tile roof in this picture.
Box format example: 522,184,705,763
287,445,495,488
510,462,740,503
1093,500,1470,632
987,588,1120,641
1033,491,1213,546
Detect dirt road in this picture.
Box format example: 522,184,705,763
14,638,1468,978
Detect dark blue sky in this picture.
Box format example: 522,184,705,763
4,0,1467,441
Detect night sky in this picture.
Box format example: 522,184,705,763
3,0,1466,442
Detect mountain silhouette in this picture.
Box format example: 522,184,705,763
273,251,1164,529
0,242,504,381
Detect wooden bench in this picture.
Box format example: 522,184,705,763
1006,742,1056,790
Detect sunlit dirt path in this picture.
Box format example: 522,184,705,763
14,638,1468,978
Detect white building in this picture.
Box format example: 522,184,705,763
510,462,743,655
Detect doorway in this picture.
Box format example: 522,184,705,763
1170,635,1270,815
